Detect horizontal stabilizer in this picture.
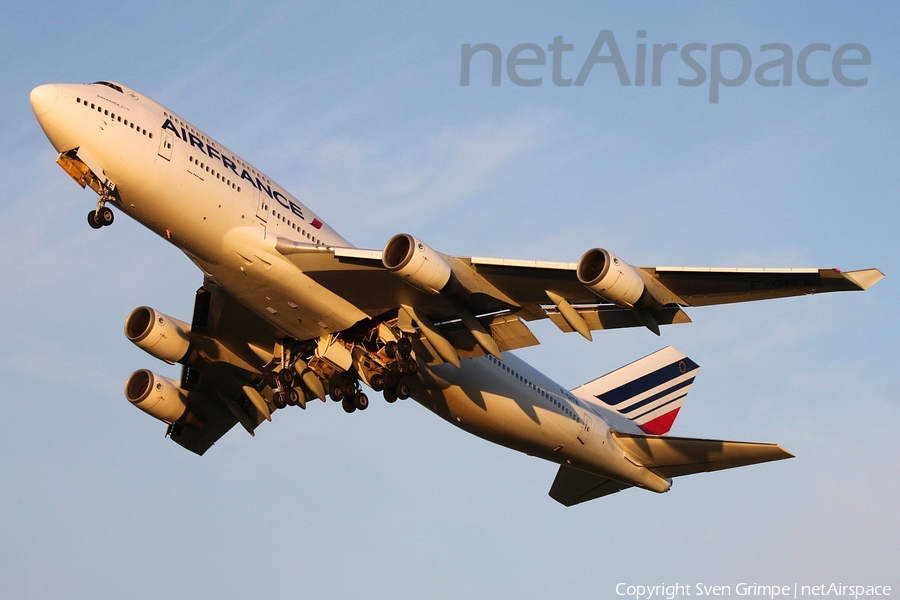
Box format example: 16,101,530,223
548,465,634,507
612,432,793,479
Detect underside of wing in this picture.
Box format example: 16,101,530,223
645,266,884,307
170,362,265,455
277,235,883,355
129,283,284,455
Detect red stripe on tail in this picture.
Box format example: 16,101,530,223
638,408,680,436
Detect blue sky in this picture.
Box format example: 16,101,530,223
1,2,897,598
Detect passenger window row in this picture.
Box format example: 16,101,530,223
486,355,580,422
189,155,240,192
76,96,152,138
264,203,322,245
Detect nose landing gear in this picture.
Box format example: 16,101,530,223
88,205,114,229
88,182,117,229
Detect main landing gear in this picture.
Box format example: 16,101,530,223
264,331,419,417
369,337,415,403
327,373,369,414
268,368,310,411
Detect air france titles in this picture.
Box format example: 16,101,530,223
160,119,311,223
461,30,870,103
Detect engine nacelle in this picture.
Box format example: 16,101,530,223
576,248,646,308
125,306,191,364
382,233,452,294
124,369,188,424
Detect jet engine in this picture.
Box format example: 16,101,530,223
124,369,189,424
125,306,191,364
382,233,452,293
576,248,646,308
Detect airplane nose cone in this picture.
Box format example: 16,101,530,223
30,84,58,117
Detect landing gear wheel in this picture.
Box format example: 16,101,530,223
397,337,413,357
383,388,397,403
278,368,295,388
329,377,346,401
353,393,369,411
97,206,114,226
384,340,399,359
396,382,410,400
370,373,385,392
87,210,103,229
286,388,301,406
341,397,356,413
382,369,398,389
267,371,281,389
273,391,286,409
403,357,418,376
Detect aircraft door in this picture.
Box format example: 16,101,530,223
157,130,174,160
255,186,268,223
577,413,593,444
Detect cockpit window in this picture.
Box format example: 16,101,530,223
92,81,124,93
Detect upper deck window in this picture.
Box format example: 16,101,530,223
92,81,124,93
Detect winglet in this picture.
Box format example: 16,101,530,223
842,268,885,291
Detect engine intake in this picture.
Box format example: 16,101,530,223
124,369,189,424
576,248,646,308
125,306,191,364
382,233,452,294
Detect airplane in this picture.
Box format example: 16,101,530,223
29,81,883,506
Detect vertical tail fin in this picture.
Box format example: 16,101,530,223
571,346,699,435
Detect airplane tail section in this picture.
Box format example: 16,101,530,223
571,346,698,435
549,433,793,506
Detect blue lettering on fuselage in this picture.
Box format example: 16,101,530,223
188,132,204,151
161,118,316,227
256,177,273,199
221,154,238,176
162,118,181,139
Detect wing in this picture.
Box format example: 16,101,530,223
167,283,283,455
170,362,265,455
646,265,885,307
138,239,881,454
277,236,883,349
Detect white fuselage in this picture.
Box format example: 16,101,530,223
32,81,664,491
